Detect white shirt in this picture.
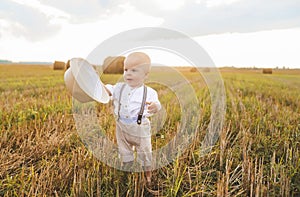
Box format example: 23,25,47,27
105,83,161,121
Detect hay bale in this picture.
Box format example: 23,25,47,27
53,61,65,70
65,60,70,70
102,56,125,74
262,68,272,74
190,67,197,72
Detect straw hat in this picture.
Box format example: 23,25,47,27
64,58,109,103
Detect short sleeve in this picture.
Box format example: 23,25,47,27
105,84,114,100
105,84,114,93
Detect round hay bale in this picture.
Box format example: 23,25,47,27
102,56,125,74
65,60,70,70
53,61,65,70
190,67,197,72
262,68,272,74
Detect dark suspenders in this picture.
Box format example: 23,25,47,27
117,84,126,121
117,84,147,125
137,86,147,124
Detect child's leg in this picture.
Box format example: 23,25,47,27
133,121,152,182
144,166,152,183
137,136,152,183
116,122,135,169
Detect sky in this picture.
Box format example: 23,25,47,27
1,0,300,68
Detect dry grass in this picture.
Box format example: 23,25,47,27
0,64,299,196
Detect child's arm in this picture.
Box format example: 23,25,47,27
145,87,161,115
104,85,112,96
146,101,161,114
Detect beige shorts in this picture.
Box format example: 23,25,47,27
116,119,152,167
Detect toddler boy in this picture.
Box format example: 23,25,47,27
105,52,161,184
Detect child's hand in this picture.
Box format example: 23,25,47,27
146,102,159,114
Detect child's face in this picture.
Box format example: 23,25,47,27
123,66,148,88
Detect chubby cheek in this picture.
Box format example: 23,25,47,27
123,72,131,80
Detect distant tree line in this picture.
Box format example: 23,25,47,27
0,59,12,63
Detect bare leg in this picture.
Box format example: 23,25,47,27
144,166,152,184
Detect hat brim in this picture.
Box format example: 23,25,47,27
68,58,109,103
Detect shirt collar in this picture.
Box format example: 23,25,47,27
127,83,144,91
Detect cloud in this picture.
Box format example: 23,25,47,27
39,0,125,23
1,0,300,42
0,0,124,41
0,0,135,41
0,0,62,41
154,0,300,36
119,0,300,36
